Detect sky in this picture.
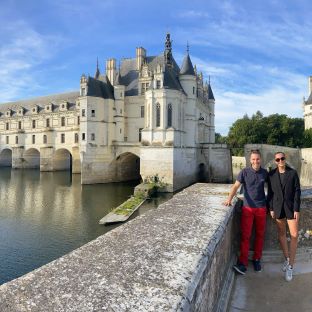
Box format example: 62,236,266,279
0,0,312,135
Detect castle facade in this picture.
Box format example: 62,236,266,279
0,34,231,191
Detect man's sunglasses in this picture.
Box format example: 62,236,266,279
275,157,285,162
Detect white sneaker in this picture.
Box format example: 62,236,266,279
285,264,293,282
282,257,289,272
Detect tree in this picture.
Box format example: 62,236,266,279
215,132,227,144
224,112,305,155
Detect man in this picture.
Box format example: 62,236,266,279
224,150,268,274
267,152,301,282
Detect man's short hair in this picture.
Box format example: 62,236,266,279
274,151,285,157
250,149,261,157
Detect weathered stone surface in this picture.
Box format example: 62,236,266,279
0,183,236,312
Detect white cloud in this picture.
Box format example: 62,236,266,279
215,82,306,135
0,21,65,102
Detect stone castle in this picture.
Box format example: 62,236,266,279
0,34,231,191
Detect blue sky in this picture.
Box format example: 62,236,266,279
1,0,312,135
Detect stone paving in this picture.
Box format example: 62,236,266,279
228,259,312,312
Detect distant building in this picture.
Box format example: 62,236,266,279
0,34,231,191
303,76,312,129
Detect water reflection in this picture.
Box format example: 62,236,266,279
0,168,171,285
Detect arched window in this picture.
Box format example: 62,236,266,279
156,103,160,127
43,135,47,144
167,103,172,127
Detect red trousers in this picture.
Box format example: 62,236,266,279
239,206,267,266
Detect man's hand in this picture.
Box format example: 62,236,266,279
223,180,241,207
223,198,232,206
270,211,275,219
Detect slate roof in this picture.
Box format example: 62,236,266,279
180,53,195,76
118,54,184,96
208,84,215,100
0,91,80,117
305,92,312,105
87,76,114,99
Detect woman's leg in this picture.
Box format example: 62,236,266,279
287,219,299,267
275,218,289,259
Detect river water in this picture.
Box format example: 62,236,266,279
0,168,171,285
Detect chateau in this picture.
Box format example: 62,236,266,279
0,34,231,191
303,76,312,130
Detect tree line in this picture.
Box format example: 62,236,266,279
216,111,312,156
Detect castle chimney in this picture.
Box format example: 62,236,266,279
136,47,146,71
309,76,312,94
106,58,116,85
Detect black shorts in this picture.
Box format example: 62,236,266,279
276,207,294,220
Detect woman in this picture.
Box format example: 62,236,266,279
267,152,301,281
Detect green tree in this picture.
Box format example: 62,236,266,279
225,112,304,155
215,132,227,144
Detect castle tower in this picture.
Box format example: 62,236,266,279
303,76,312,130
179,46,197,147
114,67,125,142
105,58,116,85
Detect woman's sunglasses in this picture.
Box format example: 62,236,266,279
275,157,285,162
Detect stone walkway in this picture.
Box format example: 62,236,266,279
228,260,312,312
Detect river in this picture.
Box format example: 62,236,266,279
0,168,171,285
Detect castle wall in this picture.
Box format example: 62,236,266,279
140,144,232,192
300,148,312,186
203,144,233,183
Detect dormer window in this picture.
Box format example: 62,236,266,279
141,82,149,95
60,101,68,111
6,110,11,117
81,88,86,96
32,105,38,114
18,107,24,116
45,104,52,112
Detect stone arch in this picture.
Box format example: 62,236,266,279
113,152,141,182
0,148,12,167
24,148,40,168
53,148,72,171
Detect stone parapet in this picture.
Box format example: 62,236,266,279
0,183,238,312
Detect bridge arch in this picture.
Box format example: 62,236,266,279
53,148,72,171
24,148,40,168
113,152,141,182
0,148,12,167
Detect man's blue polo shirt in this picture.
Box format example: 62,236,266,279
237,167,268,208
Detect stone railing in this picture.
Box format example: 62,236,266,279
0,183,239,312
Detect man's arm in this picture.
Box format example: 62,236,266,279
223,180,241,206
